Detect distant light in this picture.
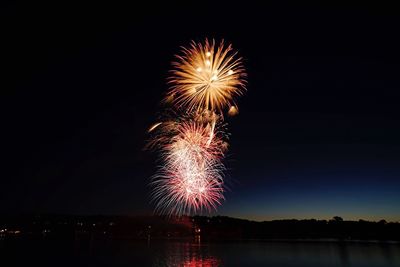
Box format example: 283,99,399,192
196,67,202,72
228,70,234,75
206,51,211,57
205,60,211,66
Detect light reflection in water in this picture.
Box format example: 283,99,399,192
153,240,222,267
180,257,221,267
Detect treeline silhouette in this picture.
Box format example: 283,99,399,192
0,214,398,241
193,216,399,241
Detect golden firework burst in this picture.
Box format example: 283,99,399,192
167,39,246,114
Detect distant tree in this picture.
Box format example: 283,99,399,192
333,216,343,222
378,219,387,225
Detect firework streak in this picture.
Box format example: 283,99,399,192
148,39,246,216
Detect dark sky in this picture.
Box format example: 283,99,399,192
2,1,400,221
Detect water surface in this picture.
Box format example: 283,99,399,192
1,238,399,266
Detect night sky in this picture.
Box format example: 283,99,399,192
3,2,400,221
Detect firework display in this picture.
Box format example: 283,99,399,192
148,39,246,216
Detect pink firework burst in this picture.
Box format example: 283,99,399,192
151,120,226,216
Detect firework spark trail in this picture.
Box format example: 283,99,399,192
148,39,246,216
